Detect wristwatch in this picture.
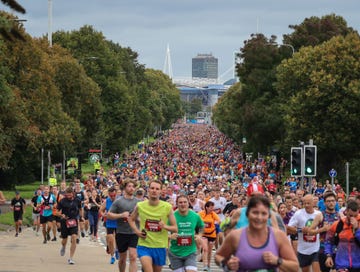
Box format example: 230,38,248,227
277,257,283,266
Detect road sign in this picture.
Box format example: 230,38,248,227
329,169,337,178
89,153,100,164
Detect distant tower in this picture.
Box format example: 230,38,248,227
163,44,173,79
192,53,218,79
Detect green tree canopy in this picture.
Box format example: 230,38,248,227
276,33,360,173
284,13,357,51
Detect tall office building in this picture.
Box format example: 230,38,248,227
192,53,218,79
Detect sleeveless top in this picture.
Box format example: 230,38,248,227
235,207,249,229
105,197,117,228
319,211,339,249
192,199,202,213
235,227,279,272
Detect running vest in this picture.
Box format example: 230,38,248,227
105,197,117,228
235,227,279,272
39,194,55,216
319,211,339,249
191,199,202,213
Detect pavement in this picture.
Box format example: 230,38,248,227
0,225,222,272
0,227,115,272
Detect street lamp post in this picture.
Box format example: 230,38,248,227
281,43,295,56
48,0,52,47
268,42,295,56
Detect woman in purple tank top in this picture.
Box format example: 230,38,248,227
215,195,299,272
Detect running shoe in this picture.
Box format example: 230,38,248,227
43,239,47,244
15,233,18,237
60,246,66,256
68,259,75,265
203,266,209,271
51,237,57,241
76,238,80,244
81,231,85,238
46,232,51,241
110,256,116,264
19,227,22,233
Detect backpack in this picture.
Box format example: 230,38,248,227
334,219,360,247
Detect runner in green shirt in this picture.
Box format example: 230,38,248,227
169,195,204,272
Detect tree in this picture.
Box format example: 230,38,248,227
0,31,87,186
52,26,182,155
144,69,182,133
213,83,244,143
218,33,286,153
276,33,360,176
284,14,357,51
0,5,26,41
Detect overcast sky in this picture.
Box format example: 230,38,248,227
6,0,360,80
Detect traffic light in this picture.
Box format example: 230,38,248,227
291,147,302,176
304,145,317,176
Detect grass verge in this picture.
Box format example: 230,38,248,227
0,205,33,229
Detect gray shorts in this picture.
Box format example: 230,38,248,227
168,251,197,271
32,213,40,221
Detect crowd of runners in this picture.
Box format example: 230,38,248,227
6,121,360,272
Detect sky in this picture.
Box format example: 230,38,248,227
5,0,360,80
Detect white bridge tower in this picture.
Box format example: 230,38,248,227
163,44,173,79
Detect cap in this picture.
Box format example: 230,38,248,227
136,189,144,195
15,191,20,195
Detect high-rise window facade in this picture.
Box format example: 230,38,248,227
192,53,218,79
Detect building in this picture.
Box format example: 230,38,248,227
192,53,218,79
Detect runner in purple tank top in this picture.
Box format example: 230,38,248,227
215,195,299,272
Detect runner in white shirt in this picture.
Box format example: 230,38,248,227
188,191,204,213
288,194,321,272
209,187,227,249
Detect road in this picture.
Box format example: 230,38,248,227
0,225,222,272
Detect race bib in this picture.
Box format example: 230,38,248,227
14,206,21,211
66,219,78,228
204,221,211,228
303,218,317,242
303,233,317,243
145,219,161,232
177,236,193,246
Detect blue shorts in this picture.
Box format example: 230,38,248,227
137,245,166,266
215,224,222,234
